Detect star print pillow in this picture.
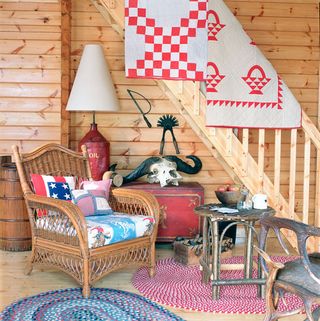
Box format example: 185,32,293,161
30,174,76,202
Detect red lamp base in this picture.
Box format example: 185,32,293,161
79,123,110,180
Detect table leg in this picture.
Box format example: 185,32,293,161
244,221,254,279
257,256,265,298
201,217,209,283
211,220,220,300
257,248,266,298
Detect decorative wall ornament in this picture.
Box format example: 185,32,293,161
157,115,180,155
127,89,153,128
147,158,182,187
111,155,202,187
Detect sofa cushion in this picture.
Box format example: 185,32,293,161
86,213,155,248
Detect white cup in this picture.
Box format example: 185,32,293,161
252,194,267,209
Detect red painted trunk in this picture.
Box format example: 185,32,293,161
79,123,109,180
124,182,204,242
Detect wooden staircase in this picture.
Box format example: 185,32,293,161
91,0,320,252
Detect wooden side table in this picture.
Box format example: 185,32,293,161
124,182,204,242
194,203,275,300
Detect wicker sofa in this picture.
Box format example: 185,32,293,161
12,143,160,297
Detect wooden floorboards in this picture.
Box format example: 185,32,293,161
0,237,304,321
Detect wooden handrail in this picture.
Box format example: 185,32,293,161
302,111,320,150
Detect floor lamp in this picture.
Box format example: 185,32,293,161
66,44,120,180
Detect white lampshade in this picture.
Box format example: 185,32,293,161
66,44,119,112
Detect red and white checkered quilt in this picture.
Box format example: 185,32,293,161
125,0,208,80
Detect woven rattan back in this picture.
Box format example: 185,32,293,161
12,143,92,195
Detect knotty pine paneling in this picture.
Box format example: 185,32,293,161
72,128,203,143
0,0,318,210
0,1,58,6
236,16,319,32
70,113,188,128
0,141,60,155
0,0,62,155
2,69,60,83
0,11,61,26
0,54,61,69
0,126,61,140
0,112,60,126
245,30,318,47
0,98,60,112
0,83,60,98
227,2,318,18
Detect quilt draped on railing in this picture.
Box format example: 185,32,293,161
124,0,302,129
205,0,301,129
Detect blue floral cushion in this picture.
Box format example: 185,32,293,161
85,213,155,248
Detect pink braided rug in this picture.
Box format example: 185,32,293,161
132,256,303,314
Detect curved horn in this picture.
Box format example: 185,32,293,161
109,164,118,171
163,155,202,174
122,157,161,183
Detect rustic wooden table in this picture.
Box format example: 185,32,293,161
194,203,275,300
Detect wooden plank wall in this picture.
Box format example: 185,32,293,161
0,1,62,156
0,0,319,208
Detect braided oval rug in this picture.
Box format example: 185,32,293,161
132,257,303,314
0,288,185,321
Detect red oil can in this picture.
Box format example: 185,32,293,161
79,123,109,180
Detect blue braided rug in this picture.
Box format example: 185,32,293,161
0,288,185,321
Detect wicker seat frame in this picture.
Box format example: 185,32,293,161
12,143,160,298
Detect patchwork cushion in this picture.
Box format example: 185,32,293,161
35,212,155,248
31,174,75,201
80,179,112,200
71,189,113,216
86,213,155,248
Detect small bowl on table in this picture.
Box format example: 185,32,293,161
215,190,246,206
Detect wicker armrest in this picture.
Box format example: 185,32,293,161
25,193,88,248
109,188,160,224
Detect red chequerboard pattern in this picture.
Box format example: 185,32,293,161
125,0,207,80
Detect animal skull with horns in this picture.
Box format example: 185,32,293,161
147,158,182,187
110,155,202,187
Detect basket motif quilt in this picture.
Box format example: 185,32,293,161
205,0,301,129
